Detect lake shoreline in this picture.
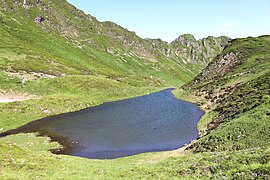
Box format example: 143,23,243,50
0,88,204,159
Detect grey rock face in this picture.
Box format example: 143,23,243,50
35,15,45,23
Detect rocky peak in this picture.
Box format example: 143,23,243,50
167,35,230,66
173,34,196,46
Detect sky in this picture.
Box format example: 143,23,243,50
68,0,270,42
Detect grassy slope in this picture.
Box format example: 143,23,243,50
0,127,269,179
0,0,191,133
0,0,196,84
1,0,228,134
0,1,269,180
0,1,201,179
0,74,163,131
178,36,270,140
173,36,270,178
0,1,193,178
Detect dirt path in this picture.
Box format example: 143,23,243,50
0,91,39,103
0,98,30,103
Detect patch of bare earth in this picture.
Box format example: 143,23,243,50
7,71,56,84
0,91,40,103
136,145,192,165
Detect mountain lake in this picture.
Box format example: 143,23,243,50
0,89,204,159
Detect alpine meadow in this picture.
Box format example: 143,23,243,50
0,0,269,179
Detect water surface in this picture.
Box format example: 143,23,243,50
1,89,203,159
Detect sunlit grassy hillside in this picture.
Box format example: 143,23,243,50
0,0,269,179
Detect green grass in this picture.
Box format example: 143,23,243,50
0,73,162,132
193,99,270,152
0,0,269,179
0,0,228,86
0,133,269,179
172,35,270,177
2,35,269,178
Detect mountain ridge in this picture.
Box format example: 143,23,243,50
0,0,229,82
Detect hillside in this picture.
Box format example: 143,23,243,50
173,35,270,178
0,0,269,179
0,0,228,84
177,35,270,139
0,0,228,130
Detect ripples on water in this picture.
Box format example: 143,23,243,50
1,89,204,159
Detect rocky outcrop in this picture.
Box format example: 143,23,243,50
145,35,229,67
192,52,240,84
34,15,45,23
169,34,230,65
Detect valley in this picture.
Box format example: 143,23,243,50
0,0,269,179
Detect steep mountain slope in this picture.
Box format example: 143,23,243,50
172,35,270,178
179,36,270,136
0,0,228,85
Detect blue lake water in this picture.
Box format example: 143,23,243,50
1,89,203,159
